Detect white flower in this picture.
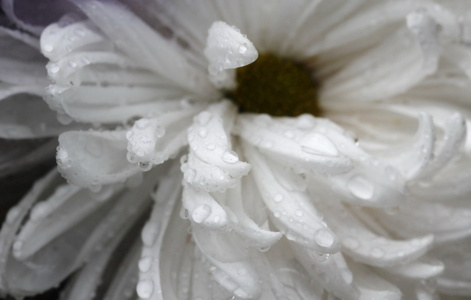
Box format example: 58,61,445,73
2,0,471,299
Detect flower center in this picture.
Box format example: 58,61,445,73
230,53,321,117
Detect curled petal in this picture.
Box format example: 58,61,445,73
192,227,262,299
182,184,229,229
234,114,353,176
319,201,434,267
126,108,200,171
244,144,340,254
57,130,140,189
185,101,251,192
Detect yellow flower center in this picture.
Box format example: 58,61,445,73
230,53,321,117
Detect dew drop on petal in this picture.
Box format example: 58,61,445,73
30,202,49,221
273,194,283,203
192,204,212,223
313,228,335,248
136,279,154,299
138,256,152,273
222,150,239,163
43,44,53,52
347,175,374,200
141,222,158,246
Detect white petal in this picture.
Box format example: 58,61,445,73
292,248,358,300
322,10,441,103
384,257,444,280
70,0,215,96
415,112,466,180
348,261,402,300
57,130,140,189
0,93,80,139
320,201,433,267
137,165,181,300
182,184,229,229
234,114,353,176
184,101,251,192
382,113,435,180
244,144,340,254
0,169,58,295
204,21,258,89
14,184,120,260
126,108,201,171
192,227,262,299
226,180,282,250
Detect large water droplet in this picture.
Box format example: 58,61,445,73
141,221,158,246
136,279,153,299
192,204,212,223
138,256,152,273
313,228,335,248
222,150,239,164
347,175,374,200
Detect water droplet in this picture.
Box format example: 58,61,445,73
141,222,158,246
138,162,152,171
138,256,152,273
192,204,212,223
347,175,374,200
295,210,304,217
206,144,216,151
43,44,53,52
222,150,239,163
314,228,335,248
31,202,49,221
136,279,153,299
274,212,281,218
198,128,208,138
68,60,77,68
49,63,60,74
238,44,247,54
273,194,283,203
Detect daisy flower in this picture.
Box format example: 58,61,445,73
2,0,471,299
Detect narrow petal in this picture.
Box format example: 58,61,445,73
0,169,58,295
192,227,262,299
204,21,258,89
126,107,201,171
136,164,181,300
244,144,340,254
185,101,251,192
13,184,121,260
292,248,358,300
234,114,353,176
319,200,433,267
70,0,215,96
322,10,441,103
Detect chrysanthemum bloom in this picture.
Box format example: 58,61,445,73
2,0,471,299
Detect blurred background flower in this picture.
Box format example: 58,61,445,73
2,0,471,299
